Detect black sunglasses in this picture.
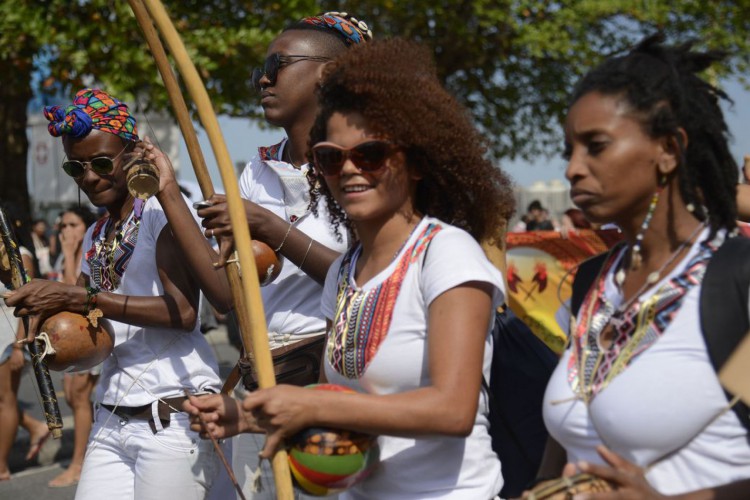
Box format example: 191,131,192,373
312,141,398,177
62,142,132,179
251,53,331,92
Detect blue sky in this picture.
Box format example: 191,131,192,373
178,79,750,191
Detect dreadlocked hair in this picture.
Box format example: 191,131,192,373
306,38,515,243
571,33,738,237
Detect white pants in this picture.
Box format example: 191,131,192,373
75,406,230,500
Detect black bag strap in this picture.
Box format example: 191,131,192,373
481,375,535,467
699,236,750,432
571,252,611,317
570,236,750,432
482,307,536,467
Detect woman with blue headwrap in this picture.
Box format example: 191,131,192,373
5,88,227,499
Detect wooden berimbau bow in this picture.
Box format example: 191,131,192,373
126,0,294,497
0,207,63,440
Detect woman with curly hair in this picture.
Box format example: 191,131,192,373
187,38,515,499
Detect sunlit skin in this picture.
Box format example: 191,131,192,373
564,92,668,235
5,129,200,341
63,130,133,216
323,113,418,227
145,30,342,291
531,92,750,499
259,30,330,161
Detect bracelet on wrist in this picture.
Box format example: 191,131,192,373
83,286,103,328
274,221,294,253
299,238,314,272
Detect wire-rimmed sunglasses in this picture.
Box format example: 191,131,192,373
251,53,331,92
61,141,132,179
311,140,398,177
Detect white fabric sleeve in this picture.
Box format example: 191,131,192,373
238,155,261,200
320,254,346,320
421,227,505,309
143,197,169,247
80,224,95,278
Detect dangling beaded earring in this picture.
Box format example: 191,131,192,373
629,176,667,272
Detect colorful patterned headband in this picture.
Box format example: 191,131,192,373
300,11,373,45
43,88,139,142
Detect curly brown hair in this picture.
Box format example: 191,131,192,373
306,38,515,242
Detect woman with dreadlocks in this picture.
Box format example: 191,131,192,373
5,89,225,499
537,35,750,497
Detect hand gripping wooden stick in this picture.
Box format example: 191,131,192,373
0,207,63,439
126,0,255,397
184,390,247,500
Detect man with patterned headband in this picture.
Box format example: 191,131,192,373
6,88,227,499
138,11,372,498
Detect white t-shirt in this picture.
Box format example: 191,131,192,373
321,216,505,500
81,196,221,406
239,138,347,346
544,229,750,494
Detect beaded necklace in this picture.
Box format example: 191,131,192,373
568,226,720,403
86,198,145,291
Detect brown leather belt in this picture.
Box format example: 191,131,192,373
239,335,325,391
101,396,187,433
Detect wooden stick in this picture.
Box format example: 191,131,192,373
184,390,247,500
0,208,63,439
132,1,293,497
127,0,254,396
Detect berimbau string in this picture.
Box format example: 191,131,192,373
136,107,228,362
184,389,247,500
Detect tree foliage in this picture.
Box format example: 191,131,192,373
1,1,749,211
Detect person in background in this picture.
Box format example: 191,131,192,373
0,204,51,481
738,154,750,223
526,200,555,231
47,205,98,488
560,207,593,235
31,219,53,278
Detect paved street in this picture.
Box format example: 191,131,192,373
0,325,240,499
